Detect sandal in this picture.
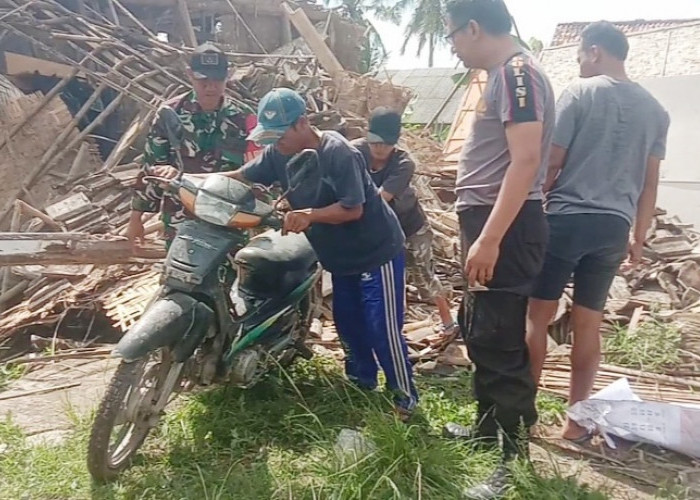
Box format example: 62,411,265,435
564,430,595,445
439,320,459,342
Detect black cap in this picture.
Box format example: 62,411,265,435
368,107,401,145
189,42,228,81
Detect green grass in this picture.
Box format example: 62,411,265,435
0,357,608,499
0,363,26,391
603,319,682,372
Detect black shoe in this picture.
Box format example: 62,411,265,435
442,422,498,449
463,463,511,500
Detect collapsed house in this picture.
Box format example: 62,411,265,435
0,0,438,354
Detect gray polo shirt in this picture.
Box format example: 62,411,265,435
456,52,555,211
546,76,670,225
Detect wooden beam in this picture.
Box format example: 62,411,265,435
175,0,197,47
111,0,156,37
0,234,165,266
281,2,344,80
119,0,330,21
3,52,84,79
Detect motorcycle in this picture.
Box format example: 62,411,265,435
87,107,322,482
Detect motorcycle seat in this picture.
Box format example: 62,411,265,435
234,230,317,275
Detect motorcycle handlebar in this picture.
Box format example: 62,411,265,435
144,174,285,232
262,212,283,231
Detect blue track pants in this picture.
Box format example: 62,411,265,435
331,253,418,411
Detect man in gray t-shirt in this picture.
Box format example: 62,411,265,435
442,1,556,497
527,22,670,443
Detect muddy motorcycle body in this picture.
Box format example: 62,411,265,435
87,166,321,481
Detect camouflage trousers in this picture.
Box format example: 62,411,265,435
405,224,444,301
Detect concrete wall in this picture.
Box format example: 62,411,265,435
638,75,700,229
540,23,700,95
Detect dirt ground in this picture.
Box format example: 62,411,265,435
0,357,118,444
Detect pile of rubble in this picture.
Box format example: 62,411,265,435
0,0,415,344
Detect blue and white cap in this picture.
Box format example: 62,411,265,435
247,88,307,145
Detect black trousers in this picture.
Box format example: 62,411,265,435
458,201,548,441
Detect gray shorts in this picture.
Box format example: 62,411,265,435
405,224,444,300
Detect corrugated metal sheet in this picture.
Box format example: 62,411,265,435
383,67,466,125
550,19,700,47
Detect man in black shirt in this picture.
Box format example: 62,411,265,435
352,108,456,337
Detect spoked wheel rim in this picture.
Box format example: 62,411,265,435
104,351,181,470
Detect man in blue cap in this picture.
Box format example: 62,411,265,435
227,87,418,419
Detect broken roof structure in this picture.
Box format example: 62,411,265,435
0,0,422,351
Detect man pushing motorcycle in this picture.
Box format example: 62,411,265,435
225,88,419,420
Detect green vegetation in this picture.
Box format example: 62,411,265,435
0,357,608,499
604,319,682,372
0,363,26,391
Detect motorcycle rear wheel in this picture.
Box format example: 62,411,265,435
87,349,182,482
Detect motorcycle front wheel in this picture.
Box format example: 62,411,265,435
87,349,183,482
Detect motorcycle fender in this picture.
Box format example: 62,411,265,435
114,293,214,363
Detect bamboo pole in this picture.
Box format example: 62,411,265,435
102,84,179,172
1,201,22,310
67,142,91,180
15,200,63,232
0,50,95,153
104,0,120,26
0,279,30,307
223,0,267,54
0,1,34,23
101,105,156,172
0,92,125,225
110,0,155,37
27,66,168,187
0,22,154,108
33,79,110,171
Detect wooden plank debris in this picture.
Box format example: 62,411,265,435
281,1,344,80
0,233,164,266
44,193,92,222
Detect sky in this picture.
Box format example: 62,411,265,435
368,0,700,69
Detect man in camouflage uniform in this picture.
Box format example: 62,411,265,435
128,42,260,245
352,108,456,336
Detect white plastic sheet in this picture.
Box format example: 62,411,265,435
567,378,700,458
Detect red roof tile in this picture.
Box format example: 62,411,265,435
550,19,700,47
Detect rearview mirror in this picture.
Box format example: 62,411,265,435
155,106,184,150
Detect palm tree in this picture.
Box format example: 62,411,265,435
400,0,445,68
322,0,401,73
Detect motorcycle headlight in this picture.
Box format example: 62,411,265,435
193,190,239,226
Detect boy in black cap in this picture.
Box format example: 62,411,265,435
128,42,260,245
352,108,456,337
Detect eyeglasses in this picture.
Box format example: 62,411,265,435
445,21,471,43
